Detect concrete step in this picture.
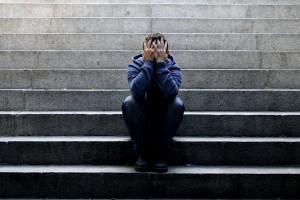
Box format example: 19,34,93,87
1,69,300,89
229,0,300,4
0,4,299,18
1,89,300,111
1,18,299,34
0,136,300,166
0,33,299,51
1,0,300,4
1,111,299,137
1,50,299,70
0,165,299,198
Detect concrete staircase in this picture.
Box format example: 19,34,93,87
0,0,300,198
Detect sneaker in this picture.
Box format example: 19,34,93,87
152,159,168,173
135,156,151,172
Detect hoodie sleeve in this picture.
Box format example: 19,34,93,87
155,60,182,102
127,59,154,101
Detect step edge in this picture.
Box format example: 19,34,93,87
1,136,300,142
0,165,299,174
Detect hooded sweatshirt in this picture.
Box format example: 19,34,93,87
127,53,182,103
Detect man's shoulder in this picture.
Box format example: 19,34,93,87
166,54,181,69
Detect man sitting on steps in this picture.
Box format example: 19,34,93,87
122,33,185,173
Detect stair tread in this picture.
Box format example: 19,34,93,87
1,110,300,114
1,136,300,142
2,88,300,91
0,164,300,174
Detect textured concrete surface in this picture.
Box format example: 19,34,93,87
1,0,300,4
0,33,299,51
0,136,300,165
0,4,151,18
151,4,300,18
31,69,128,89
0,0,299,198
1,18,300,34
0,69,295,89
0,4,299,18
182,69,300,89
21,89,300,111
0,111,300,137
0,90,24,111
0,33,257,50
1,50,300,69
258,34,300,51
0,89,299,111
181,89,300,111
229,0,300,4
0,165,299,198
0,18,151,34
0,70,31,89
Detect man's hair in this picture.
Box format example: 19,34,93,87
143,33,169,52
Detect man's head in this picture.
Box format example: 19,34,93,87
143,33,169,53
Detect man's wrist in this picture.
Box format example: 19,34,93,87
144,58,154,62
144,59,155,67
155,58,166,63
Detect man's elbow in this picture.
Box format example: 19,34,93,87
162,85,179,103
130,85,145,101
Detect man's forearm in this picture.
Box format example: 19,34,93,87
128,60,154,100
156,61,182,102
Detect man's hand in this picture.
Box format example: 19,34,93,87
142,39,155,61
153,37,168,63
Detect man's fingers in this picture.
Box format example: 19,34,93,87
152,41,157,49
157,39,161,47
147,39,152,48
160,37,164,48
164,41,168,50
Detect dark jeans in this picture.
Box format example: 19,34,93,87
122,95,185,158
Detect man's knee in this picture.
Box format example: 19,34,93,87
122,95,143,113
169,97,185,113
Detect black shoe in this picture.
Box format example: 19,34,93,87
152,159,168,173
135,156,151,172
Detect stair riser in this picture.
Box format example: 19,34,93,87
1,172,299,198
1,18,299,34
0,4,299,18
1,69,300,89
1,113,300,137
152,4,300,18
0,139,299,165
1,0,300,4
230,0,300,4
1,90,300,111
0,34,299,51
1,51,299,70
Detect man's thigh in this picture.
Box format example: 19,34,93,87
144,99,162,134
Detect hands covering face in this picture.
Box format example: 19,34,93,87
142,37,168,63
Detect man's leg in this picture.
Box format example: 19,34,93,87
122,96,151,156
122,96,156,172
152,97,185,172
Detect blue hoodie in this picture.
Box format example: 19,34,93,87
127,53,182,103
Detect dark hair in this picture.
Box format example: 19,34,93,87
143,33,169,52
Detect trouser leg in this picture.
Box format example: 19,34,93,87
153,97,185,156
122,96,151,156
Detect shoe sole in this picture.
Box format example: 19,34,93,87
135,166,151,172
152,167,168,173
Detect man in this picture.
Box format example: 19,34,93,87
122,33,185,173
